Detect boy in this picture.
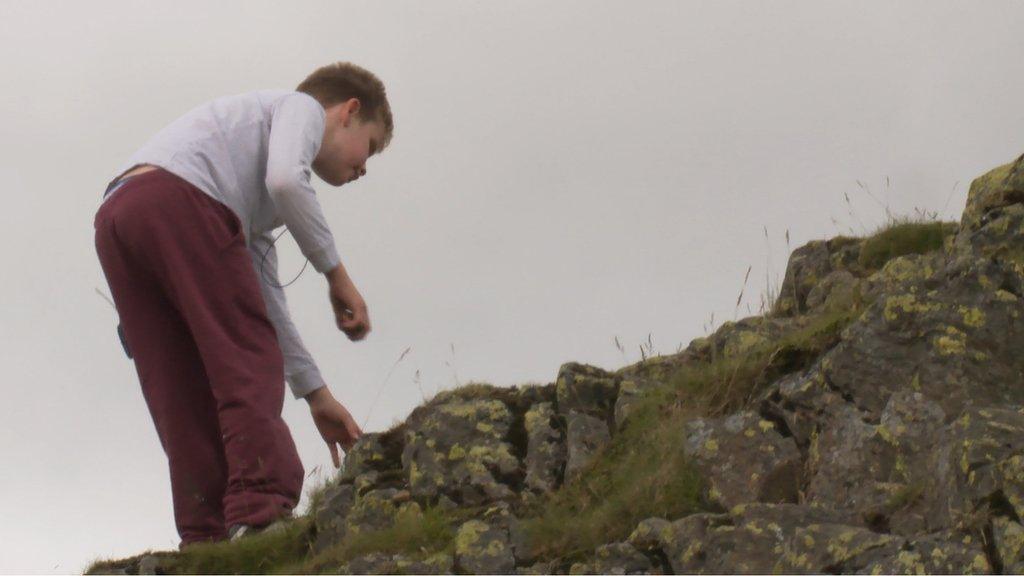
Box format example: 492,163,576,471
93,61,393,549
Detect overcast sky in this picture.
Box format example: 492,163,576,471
2,0,1023,573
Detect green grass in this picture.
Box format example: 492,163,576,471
282,505,463,574
86,517,318,575
514,278,876,566
685,286,873,417
515,394,706,565
857,217,958,270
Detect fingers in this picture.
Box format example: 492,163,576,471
336,309,371,340
346,419,363,442
340,318,371,341
329,442,340,469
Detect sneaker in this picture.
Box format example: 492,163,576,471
228,513,294,542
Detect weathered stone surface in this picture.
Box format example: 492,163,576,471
339,552,398,575
821,252,1024,422
568,561,592,574
682,411,802,508
653,513,729,574
613,377,663,431
775,523,902,573
312,482,356,553
955,153,1024,246
992,516,1024,574
136,555,159,575
523,401,565,493
776,524,990,574
615,351,698,385
401,398,521,506
339,551,453,575
343,488,420,536
626,517,671,553
806,269,859,311
516,561,553,574
340,431,404,482
394,552,455,574
804,391,946,533
455,519,516,574
923,406,1024,530
855,531,992,575
556,362,620,422
759,362,849,450
564,411,611,480
591,542,652,574
776,239,833,316
699,316,800,363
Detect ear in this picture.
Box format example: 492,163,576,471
342,98,362,126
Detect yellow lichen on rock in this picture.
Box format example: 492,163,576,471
884,294,940,323
448,444,467,461
959,306,986,328
455,520,487,556
996,289,1018,302
934,325,967,356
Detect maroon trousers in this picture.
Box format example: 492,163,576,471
93,168,304,549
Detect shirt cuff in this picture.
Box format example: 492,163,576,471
308,242,341,275
288,365,327,400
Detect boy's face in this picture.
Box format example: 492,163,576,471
312,97,386,186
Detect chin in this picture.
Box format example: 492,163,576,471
312,166,343,186
325,173,346,186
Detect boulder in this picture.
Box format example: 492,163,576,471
523,401,565,493
682,411,802,508
591,542,653,574
564,411,611,480
401,398,521,506
455,519,516,574
556,362,620,423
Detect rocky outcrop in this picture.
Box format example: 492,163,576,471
93,153,1024,575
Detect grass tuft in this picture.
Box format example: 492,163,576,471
284,505,461,574
858,218,958,270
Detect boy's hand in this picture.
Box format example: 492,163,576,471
306,388,363,468
327,271,371,341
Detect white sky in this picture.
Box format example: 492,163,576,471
2,1,1023,573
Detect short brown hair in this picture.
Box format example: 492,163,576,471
297,61,394,151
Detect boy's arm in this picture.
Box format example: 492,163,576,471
249,230,328,401
264,92,342,276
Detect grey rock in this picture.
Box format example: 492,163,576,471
806,269,859,311
556,362,620,422
626,517,671,552
992,517,1024,574
592,542,652,574
523,401,565,493
613,378,660,431
516,561,553,574
774,239,835,317
137,555,159,575
455,519,515,574
340,432,403,482
682,411,802,508
401,397,520,506
855,530,991,574
313,482,356,554
564,411,611,480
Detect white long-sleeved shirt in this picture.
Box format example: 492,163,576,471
101,89,340,400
